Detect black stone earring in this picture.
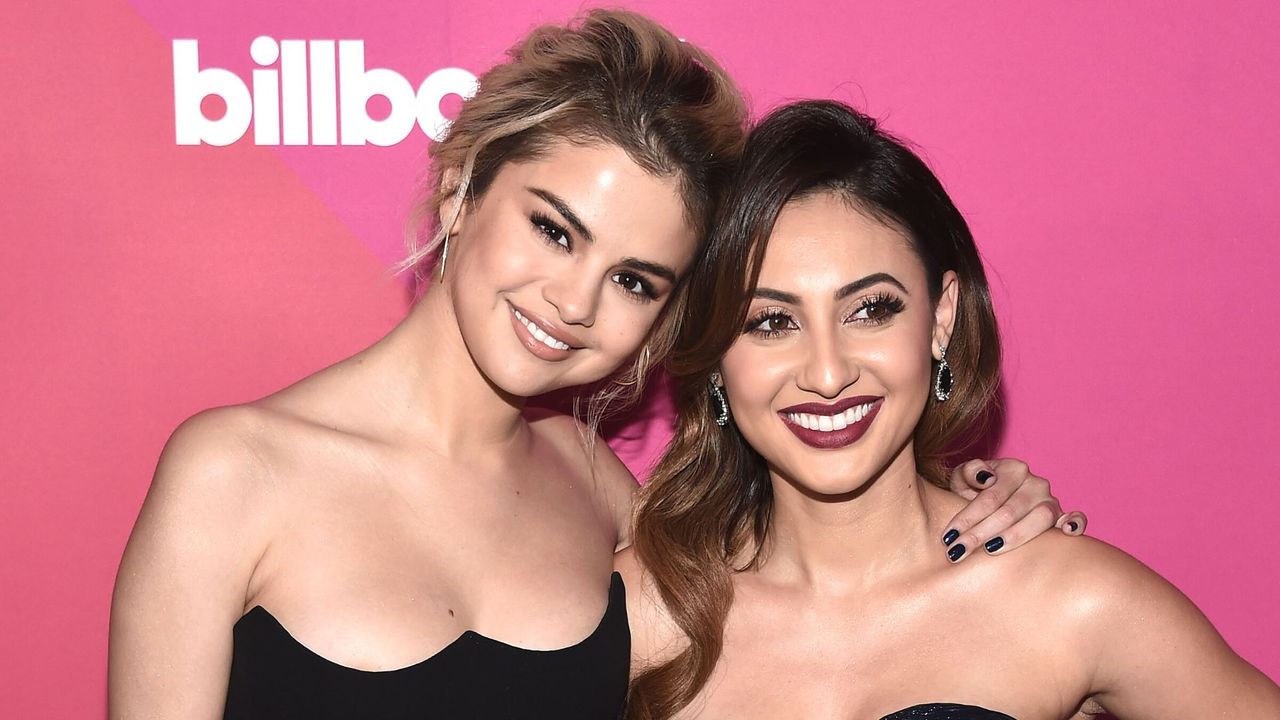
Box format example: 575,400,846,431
934,344,954,402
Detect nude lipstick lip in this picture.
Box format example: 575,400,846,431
508,302,583,362
778,396,883,450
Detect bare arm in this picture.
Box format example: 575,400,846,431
1077,540,1280,717
108,410,271,719
614,546,686,679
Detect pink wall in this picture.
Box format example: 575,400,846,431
2,1,1276,716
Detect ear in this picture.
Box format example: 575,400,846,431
932,270,960,360
437,165,469,237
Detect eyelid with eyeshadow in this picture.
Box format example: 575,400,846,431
743,306,799,338
843,291,906,325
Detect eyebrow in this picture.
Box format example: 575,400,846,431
754,272,909,304
620,257,678,285
528,187,679,285
528,187,594,244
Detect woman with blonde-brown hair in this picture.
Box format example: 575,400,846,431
622,100,1280,719
110,12,1076,720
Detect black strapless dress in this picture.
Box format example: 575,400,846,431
223,572,629,719
881,704,1015,719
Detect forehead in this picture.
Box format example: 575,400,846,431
491,141,698,266
757,193,924,290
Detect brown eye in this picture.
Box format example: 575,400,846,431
849,294,906,325
745,309,798,337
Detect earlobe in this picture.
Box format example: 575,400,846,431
933,271,960,359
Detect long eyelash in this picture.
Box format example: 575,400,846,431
615,272,659,301
530,211,571,249
743,307,794,337
851,292,906,324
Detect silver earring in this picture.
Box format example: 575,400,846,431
709,373,730,426
934,344,954,402
437,236,450,279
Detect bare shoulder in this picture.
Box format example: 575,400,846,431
977,529,1279,712
614,546,686,676
527,409,639,546
1001,532,1189,619
149,404,282,513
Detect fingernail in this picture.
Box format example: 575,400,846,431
985,536,1005,554
1067,521,1079,533
947,543,967,562
976,470,994,485
942,528,960,546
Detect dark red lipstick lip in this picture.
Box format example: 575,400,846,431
778,398,883,450
779,396,881,416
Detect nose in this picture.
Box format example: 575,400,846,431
795,327,859,399
543,266,600,327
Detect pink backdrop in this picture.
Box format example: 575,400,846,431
3,1,1277,716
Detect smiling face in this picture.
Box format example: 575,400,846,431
444,140,698,398
719,192,958,496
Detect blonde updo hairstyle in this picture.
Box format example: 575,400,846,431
402,9,747,419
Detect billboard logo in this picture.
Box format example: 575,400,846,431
173,37,478,146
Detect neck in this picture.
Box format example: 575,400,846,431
759,444,942,593
364,276,529,455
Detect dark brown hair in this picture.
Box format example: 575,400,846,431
402,9,747,419
627,100,1003,718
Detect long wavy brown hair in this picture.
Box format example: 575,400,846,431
627,100,1004,718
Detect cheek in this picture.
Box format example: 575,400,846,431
593,297,666,357
720,343,790,425
462,223,540,288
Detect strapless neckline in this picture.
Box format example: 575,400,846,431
234,571,624,674
879,703,1016,719
223,571,631,718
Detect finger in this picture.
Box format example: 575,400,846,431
940,467,1035,546
975,502,1064,557
947,458,995,498
945,483,1061,564
1056,510,1088,536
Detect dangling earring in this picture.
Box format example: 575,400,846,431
437,236,450,280
709,372,730,426
934,344,954,402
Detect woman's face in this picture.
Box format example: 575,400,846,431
719,193,957,496
446,141,698,398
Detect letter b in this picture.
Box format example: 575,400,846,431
173,40,252,146
339,40,416,146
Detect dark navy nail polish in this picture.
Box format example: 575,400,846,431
985,537,1005,553
942,528,960,546
1067,521,1079,533
976,470,994,485
947,543,966,562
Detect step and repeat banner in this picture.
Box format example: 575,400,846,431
3,0,1277,715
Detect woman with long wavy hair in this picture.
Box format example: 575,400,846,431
622,100,1280,719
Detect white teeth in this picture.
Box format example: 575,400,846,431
786,402,876,433
513,309,571,351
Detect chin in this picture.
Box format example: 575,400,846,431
775,464,876,499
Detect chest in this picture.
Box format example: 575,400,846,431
683,587,1087,720
245,442,619,672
